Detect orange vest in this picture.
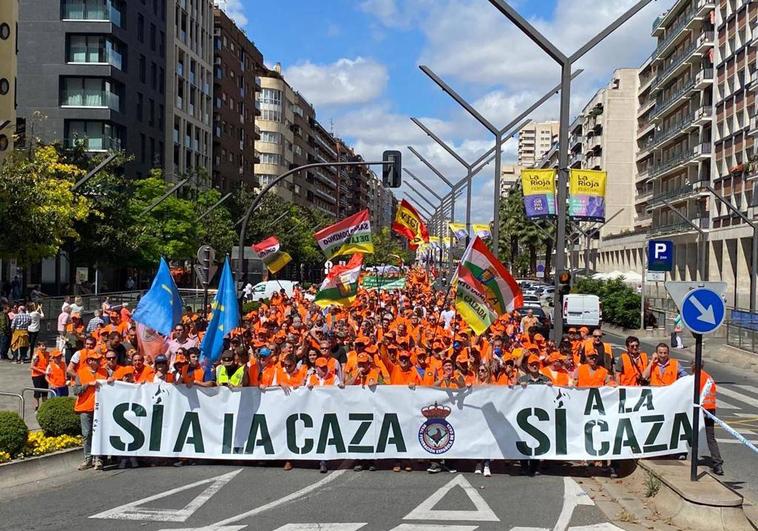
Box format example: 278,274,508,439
650,359,680,386
390,366,421,385
181,365,206,384
617,352,648,386
31,350,49,377
46,360,67,388
132,365,155,383
307,372,338,386
577,364,608,387
351,368,382,386
699,369,717,410
541,367,570,387
74,366,106,413
275,366,306,387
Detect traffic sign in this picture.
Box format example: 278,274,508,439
197,245,216,264
647,240,673,272
536,261,545,279
680,288,726,335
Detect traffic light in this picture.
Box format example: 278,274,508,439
558,270,571,298
382,150,402,188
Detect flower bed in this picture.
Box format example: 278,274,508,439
19,432,82,459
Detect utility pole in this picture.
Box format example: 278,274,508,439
487,0,653,336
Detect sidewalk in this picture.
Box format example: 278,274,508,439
0,361,45,429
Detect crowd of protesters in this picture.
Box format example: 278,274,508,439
7,268,722,476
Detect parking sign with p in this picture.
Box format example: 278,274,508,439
648,240,674,272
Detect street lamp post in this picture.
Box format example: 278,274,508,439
487,0,653,334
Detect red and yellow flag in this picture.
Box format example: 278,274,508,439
252,236,292,274
392,199,429,250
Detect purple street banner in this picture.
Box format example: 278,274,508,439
569,169,607,222
521,169,556,219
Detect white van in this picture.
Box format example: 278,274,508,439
562,294,602,329
250,280,299,302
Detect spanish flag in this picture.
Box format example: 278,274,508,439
392,199,429,250
252,236,292,274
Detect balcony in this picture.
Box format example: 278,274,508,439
254,125,261,140
651,112,695,150
693,105,712,125
694,68,713,89
652,78,696,120
312,187,337,204
750,115,758,135
649,151,690,178
638,188,654,201
64,136,121,152
652,1,714,61
692,142,712,161
694,31,714,54
652,14,666,36
570,153,584,167
652,40,699,91
649,219,709,236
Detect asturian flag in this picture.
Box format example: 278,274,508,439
200,257,239,364
131,257,183,336
252,236,292,274
392,199,429,250
314,253,364,308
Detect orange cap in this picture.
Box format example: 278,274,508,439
87,350,104,360
51,349,62,357
527,354,541,365
357,353,370,364
547,352,565,363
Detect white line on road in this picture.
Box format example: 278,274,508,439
717,439,758,444
391,526,479,531
402,474,499,522
273,525,367,531
567,525,625,530
90,469,242,522
163,469,348,531
734,385,758,398
554,478,595,531
718,387,758,408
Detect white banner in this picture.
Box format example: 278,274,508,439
93,377,700,461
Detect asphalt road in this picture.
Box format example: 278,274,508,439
603,330,758,505
0,463,624,531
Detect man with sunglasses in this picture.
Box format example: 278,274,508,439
614,336,649,386
581,329,614,372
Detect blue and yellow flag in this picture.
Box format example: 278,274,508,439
200,256,240,364
131,257,183,336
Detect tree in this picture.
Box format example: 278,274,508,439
498,184,548,275
366,227,413,266
0,146,90,264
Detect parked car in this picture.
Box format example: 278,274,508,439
522,295,541,307
250,280,300,302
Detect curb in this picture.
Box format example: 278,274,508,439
638,460,755,531
0,447,82,489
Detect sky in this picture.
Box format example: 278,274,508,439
215,0,674,223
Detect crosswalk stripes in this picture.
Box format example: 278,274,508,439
718,387,758,409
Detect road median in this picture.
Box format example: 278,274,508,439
0,447,81,490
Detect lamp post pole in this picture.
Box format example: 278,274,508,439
487,0,653,335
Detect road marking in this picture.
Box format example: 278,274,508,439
273,525,367,531
391,526,478,531
717,439,758,444
734,385,758,397
718,387,758,408
163,469,348,531
90,469,242,522
714,400,739,410
567,525,624,530
402,474,499,522
553,478,595,531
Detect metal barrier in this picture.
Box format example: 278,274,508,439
0,391,24,417
726,322,758,354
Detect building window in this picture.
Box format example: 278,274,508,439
60,77,121,111
260,131,280,144
261,109,281,122
65,120,121,151
260,88,281,106
62,0,124,27
139,55,146,83
258,174,277,187
66,34,124,70
259,153,282,165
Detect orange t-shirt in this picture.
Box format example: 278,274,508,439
46,359,67,388
275,366,307,387
541,367,571,387
31,350,49,377
132,365,155,383
74,366,107,413
180,365,206,384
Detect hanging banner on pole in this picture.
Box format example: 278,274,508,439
93,378,700,461
569,169,607,222
521,169,557,218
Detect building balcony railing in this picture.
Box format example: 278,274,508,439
652,1,715,61
693,105,712,125
652,39,700,90
651,78,696,120
64,136,121,152
650,112,695,150
694,67,714,89
649,218,709,236
749,115,758,135
649,150,690,178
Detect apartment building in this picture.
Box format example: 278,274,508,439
0,0,17,163
500,164,521,196
16,0,167,178
212,7,263,193
710,0,757,308
518,121,559,168
166,0,214,186
306,119,339,219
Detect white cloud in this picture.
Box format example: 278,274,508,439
284,57,389,107
213,0,247,27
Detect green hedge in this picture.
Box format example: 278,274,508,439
36,397,81,437
0,411,29,456
573,277,641,329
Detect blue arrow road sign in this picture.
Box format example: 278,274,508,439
680,288,726,335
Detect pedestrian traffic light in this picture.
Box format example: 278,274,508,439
558,270,571,297
383,150,402,188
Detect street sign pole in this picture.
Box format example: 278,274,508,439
691,332,703,482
